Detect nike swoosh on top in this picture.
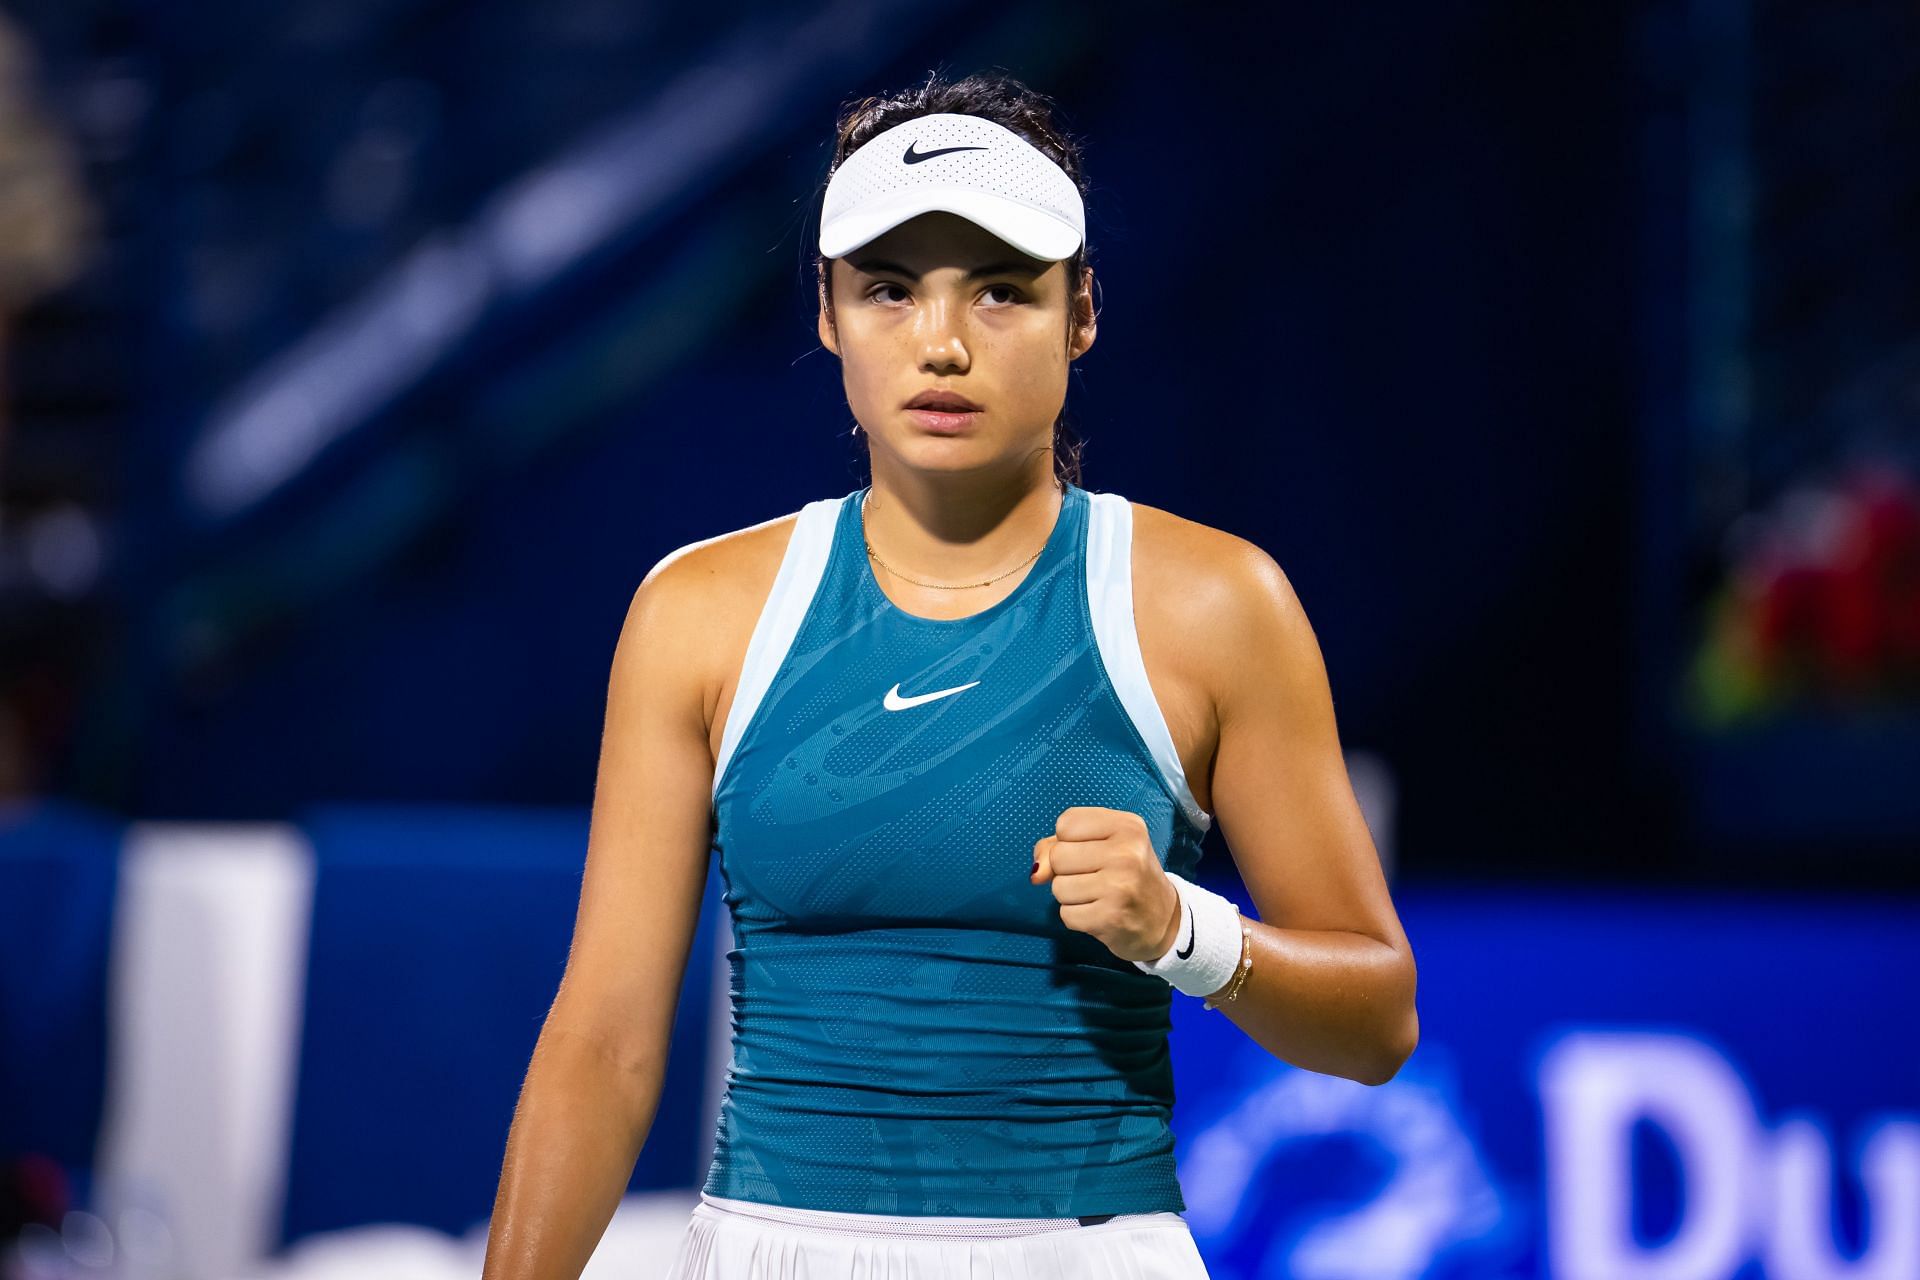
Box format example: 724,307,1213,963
1176,905,1196,959
903,142,988,164
883,680,980,711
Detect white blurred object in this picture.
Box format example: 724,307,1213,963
228,1189,700,1280
93,824,317,1280
22,503,104,599
1346,749,1399,881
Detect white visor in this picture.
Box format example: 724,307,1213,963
818,112,1085,262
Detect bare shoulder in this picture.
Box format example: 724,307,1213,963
626,506,805,737
635,507,800,617
1128,500,1302,636
1121,495,1320,744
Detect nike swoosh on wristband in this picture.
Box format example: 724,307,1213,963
883,680,980,711
903,142,988,164
1176,905,1195,959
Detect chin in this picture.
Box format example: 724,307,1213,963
884,441,1002,474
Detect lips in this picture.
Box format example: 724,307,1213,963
905,390,981,412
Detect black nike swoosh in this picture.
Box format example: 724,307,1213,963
1175,905,1195,959
904,142,988,164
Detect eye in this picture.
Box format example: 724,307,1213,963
983,284,1025,305
866,282,909,304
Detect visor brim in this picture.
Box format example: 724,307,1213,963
820,189,1082,262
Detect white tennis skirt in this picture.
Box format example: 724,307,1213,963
661,1191,1212,1279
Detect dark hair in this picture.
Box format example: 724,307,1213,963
816,68,1094,489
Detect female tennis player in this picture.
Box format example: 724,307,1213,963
481,69,1418,1280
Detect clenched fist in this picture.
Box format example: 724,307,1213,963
1030,805,1182,963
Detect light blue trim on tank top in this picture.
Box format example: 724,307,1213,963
712,483,1211,834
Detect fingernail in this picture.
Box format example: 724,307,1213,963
1030,861,1039,877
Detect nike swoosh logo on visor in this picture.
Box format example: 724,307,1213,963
903,142,988,164
883,680,980,710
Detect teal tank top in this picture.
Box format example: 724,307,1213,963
703,480,1213,1217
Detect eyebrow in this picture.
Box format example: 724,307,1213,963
847,257,1049,281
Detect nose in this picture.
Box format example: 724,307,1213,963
916,294,970,374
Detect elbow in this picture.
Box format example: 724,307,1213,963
1358,1007,1420,1087
1360,949,1419,1086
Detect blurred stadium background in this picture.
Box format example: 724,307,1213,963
2,1,1917,1278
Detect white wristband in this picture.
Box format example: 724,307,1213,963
1133,872,1242,999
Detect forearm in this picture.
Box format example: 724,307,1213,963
481,1026,664,1280
1209,920,1417,1086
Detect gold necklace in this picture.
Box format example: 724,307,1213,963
861,489,1054,590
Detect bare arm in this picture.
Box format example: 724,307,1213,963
481,549,719,1279
1196,543,1419,1085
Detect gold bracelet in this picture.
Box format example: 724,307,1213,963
1204,927,1250,1009
1223,926,1254,1002
1203,921,1254,1010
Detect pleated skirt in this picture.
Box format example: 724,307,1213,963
661,1192,1212,1279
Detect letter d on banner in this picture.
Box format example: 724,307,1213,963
1538,1032,1753,1280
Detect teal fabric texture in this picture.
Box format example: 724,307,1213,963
705,482,1208,1216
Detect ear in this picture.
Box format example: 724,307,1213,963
1068,265,1097,360
817,269,840,357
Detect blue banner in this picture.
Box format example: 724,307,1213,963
1168,886,1920,1280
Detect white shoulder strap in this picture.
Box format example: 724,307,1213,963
1084,491,1213,833
712,496,844,800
